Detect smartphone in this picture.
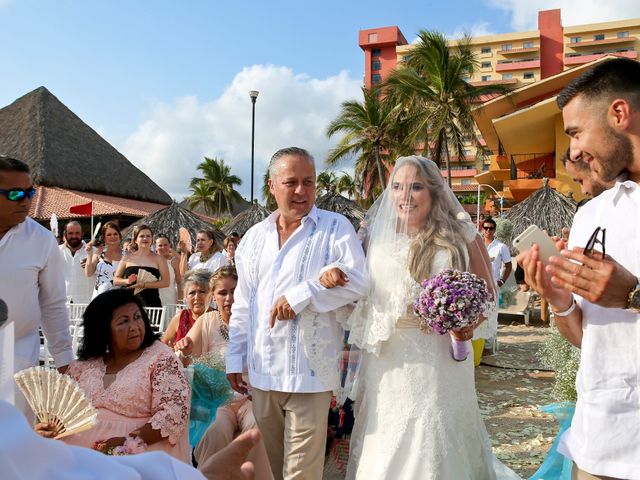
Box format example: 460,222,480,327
512,225,559,265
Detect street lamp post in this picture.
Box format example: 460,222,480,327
249,90,259,203
476,183,504,226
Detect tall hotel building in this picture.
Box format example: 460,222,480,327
359,9,640,203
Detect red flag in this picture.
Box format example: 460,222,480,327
69,201,93,215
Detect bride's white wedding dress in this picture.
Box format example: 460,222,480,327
346,243,520,480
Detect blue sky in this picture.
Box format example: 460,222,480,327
2,0,639,200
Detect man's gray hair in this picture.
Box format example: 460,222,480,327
182,268,212,291
268,147,315,180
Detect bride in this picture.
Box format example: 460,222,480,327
342,156,520,479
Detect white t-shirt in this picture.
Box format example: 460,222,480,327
485,239,511,283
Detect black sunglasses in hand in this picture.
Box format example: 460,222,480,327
0,187,36,201
583,226,606,259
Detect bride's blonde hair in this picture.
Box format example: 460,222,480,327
399,159,469,282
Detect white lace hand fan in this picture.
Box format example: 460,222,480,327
134,268,159,295
14,366,98,439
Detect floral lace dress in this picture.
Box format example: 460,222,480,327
63,341,191,463
346,242,519,480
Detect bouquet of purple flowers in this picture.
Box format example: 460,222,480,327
413,268,494,361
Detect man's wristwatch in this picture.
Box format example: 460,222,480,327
626,277,640,313
497,279,505,287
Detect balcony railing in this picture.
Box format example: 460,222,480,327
510,153,555,180
495,59,541,72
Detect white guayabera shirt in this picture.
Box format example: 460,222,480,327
559,178,640,479
226,206,367,393
0,218,73,416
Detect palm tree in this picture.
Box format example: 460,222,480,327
326,87,410,199
261,170,277,211
189,157,243,217
316,171,338,195
385,31,510,186
336,172,360,200
188,180,216,216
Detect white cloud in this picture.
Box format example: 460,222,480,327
123,65,362,201
448,21,496,41
488,0,640,31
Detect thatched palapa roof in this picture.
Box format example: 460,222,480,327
179,196,251,221
505,178,577,252
222,201,271,237
315,191,366,231
0,87,171,205
121,202,225,248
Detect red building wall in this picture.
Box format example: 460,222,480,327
539,9,564,79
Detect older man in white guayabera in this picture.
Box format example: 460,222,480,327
226,147,367,480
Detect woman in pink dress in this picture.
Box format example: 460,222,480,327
175,266,273,479
37,289,191,462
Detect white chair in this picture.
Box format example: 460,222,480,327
66,302,89,324
144,307,166,333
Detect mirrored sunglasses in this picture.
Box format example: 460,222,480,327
0,187,36,201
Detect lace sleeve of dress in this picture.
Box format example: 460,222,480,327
149,349,191,444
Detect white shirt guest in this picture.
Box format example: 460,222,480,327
519,59,640,478
226,148,367,480
60,220,94,303
482,218,512,287
180,229,228,276
0,156,73,418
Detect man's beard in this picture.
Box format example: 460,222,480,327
595,124,634,183
66,237,81,248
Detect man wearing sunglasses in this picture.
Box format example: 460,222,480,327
482,218,512,289
0,156,73,419
520,59,640,479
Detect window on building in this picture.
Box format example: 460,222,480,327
501,44,512,51
372,60,381,71
372,48,381,57
461,179,474,185
570,36,582,43
594,34,605,41
481,61,491,68
481,47,491,54
372,74,382,85
523,41,534,48
617,31,630,39
481,75,492,82
523,72,534,80
501,73,513,80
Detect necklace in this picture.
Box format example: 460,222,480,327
218,317,229,341
199,251,212,263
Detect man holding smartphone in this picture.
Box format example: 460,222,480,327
519,58,640,479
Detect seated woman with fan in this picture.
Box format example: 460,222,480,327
113,224,169,308
34,289,191,462
161,269,213,348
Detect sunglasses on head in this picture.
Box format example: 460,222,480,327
483,225,495,231
0,187,36,201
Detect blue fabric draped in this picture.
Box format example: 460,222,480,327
188,364,234,447
529,402,575,480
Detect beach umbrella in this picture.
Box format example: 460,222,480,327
505,178,577,253
222,201,271,237
315,191,366,231
121,202,225,249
